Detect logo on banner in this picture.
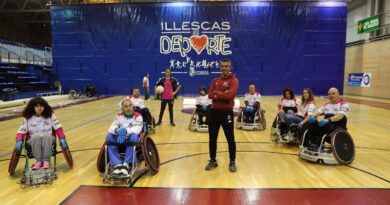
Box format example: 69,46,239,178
348,73,371,87
160,21,232,77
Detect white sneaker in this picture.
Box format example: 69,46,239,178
112,165,122,175
121,168,129,176
121,163,129,175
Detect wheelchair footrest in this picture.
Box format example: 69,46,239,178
20,169,57,187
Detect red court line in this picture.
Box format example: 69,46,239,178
61,186,390,205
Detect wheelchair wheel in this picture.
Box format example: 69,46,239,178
61,145,74,168
331,128,355,165
97,143,107,173
8,148,22,176
141,136,160,174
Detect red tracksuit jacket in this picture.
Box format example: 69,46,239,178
208,74,239,111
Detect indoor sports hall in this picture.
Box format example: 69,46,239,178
0,0,389,204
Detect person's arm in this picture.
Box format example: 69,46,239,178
208,79,217,100
127,114,143,135
309,106,324,118
16,118,28,141
301,104,316,124
215,78,238,100
173,84,182,96
329,103,349,122
108,116,120,135
244,94,249,106
51,114,65,139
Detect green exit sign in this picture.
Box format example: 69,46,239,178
358,15,379,34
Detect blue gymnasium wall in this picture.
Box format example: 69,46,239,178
51,2,347,95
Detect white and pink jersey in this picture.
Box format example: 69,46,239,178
118,96,145,109
16,114,65,141
245,91,261,106
108,112,143,136
317,100,349,117
297,101,316,118
196,95,212,106
279,97,301,108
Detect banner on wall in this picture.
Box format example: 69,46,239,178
348,73,371,87
357,15,379,34
160,21,232,77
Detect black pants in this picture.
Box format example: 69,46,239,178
135,107,152,125
158,99,174,123
208,109,236,161
306,122,335,146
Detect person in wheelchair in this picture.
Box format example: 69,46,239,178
122,88,154,130
279,88,316,136
304,87,349,152
243,84,261,123
195,87,212,125
14,97,69,170
107,98,143,176
277,88,301,135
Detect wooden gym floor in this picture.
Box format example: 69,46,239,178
0,95,389,204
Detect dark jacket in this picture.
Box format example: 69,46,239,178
156,76,180,98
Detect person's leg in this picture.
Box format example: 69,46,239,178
144,87,149,100
124,134,139,164
41,136,53,162
168,100,174,124
285,114,303,127
221,111,236,162
208,109,220,161
105,133,122,166
250,108,258,123
278,110,287,123
157,100,168,123
141,108,152,125
28,137,43,162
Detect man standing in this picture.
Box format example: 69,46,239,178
205,59,239,172
143,73,150,100
155,68,181,126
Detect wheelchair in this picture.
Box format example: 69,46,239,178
188,107,209,132
270,115,302,144
131,108,156,135
96,129,160,185
236,107,266,131
8,136,73,189
299,127,355,165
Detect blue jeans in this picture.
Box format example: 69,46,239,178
105,133,139,166
278,110,303,125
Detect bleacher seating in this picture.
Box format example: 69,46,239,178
0,62,53,101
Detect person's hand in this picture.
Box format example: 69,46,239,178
60,138,68,149
117,135,126,144
116,128,127,136
308,117,317,124
318,119,329,127
15,141,22,151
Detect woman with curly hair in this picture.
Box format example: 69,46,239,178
15,97,68,170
